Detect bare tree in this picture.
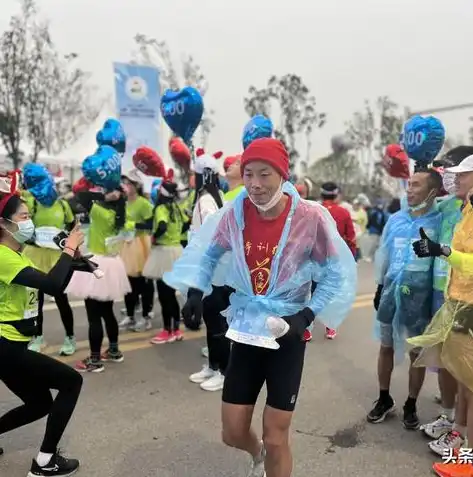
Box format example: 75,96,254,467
181,54,215,148
244,74,326,174
0,0,101,168
133,35,215,148
345,96,405,194
307,153,364,199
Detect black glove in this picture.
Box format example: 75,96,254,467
181,288,204,331
280,307,315,342
373,284,383,311
412,227,442,258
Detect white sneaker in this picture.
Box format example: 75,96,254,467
428,430,464,456
144,319,153,331
247,443,265,477
189,365,216,384
421,415,453,439
119,316,134,329
132,318,147,332
200,371,224,391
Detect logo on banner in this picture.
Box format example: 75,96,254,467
126,77,147,100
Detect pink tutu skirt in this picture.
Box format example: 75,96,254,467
66,255,131,302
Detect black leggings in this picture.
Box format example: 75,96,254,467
203,286,231,373
84,299,119,357
156,280,180,331
124,276,154,319
37,291,74,337
0,339,82,453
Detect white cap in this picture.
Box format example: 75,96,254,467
445,155,473,173
122,168,144,185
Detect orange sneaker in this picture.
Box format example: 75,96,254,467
303,329,312,342
433,462,473,477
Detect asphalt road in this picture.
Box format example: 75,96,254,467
0,262,443,476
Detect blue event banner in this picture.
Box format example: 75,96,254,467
113,63,161,190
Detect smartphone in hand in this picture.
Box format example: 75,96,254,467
53,231,69,250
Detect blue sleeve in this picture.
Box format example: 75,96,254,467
307,206,357,329
163,207,232,296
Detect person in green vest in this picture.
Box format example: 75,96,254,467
22,184,77,357
143,171,190,344
0,172,85,477
119,169,155,332
66,187,132,373
179,173,196,248
223,155,244,201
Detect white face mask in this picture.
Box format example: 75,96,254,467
409,190,436,212
4,219,35,244
248,180,284,212
442,172,456,195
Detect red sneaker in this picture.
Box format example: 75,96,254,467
303,329,313,342
173,330,184,341
150,330,173,344
325,328,337,339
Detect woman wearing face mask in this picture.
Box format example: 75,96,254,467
0,174,85,477
66,186,132,373
119,170,155,332
143,170,189,344
22,179,77,356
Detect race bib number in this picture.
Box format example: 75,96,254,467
24,288,39,319
35,227,62,250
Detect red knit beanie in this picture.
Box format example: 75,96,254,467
223,154,241,172
240,138,289,180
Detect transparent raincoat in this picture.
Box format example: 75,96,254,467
374,203,442,361
164,182,357,348
407,201,473,391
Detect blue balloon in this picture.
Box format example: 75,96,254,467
23,163,57,206
161,87,203,144
150,178,163,204
400,115,445,165
96,118,126,154
82,145,122,191
242,115,273,150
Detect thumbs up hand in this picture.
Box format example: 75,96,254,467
412,227,443,257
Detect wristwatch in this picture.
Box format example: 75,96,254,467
441,245,452,257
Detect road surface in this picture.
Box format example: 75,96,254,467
0,263,442,476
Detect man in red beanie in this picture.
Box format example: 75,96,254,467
169,137,356,477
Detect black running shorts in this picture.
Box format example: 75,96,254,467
222,339,306,412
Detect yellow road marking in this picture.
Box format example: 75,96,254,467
46,297,373,362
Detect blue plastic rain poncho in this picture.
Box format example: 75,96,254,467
374,203,442,360
164,182,357,349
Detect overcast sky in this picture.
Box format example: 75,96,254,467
2,0,473,162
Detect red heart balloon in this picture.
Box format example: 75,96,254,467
169,137,191,171
133,147,166,177
72,177,94,194
383,144,410,179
